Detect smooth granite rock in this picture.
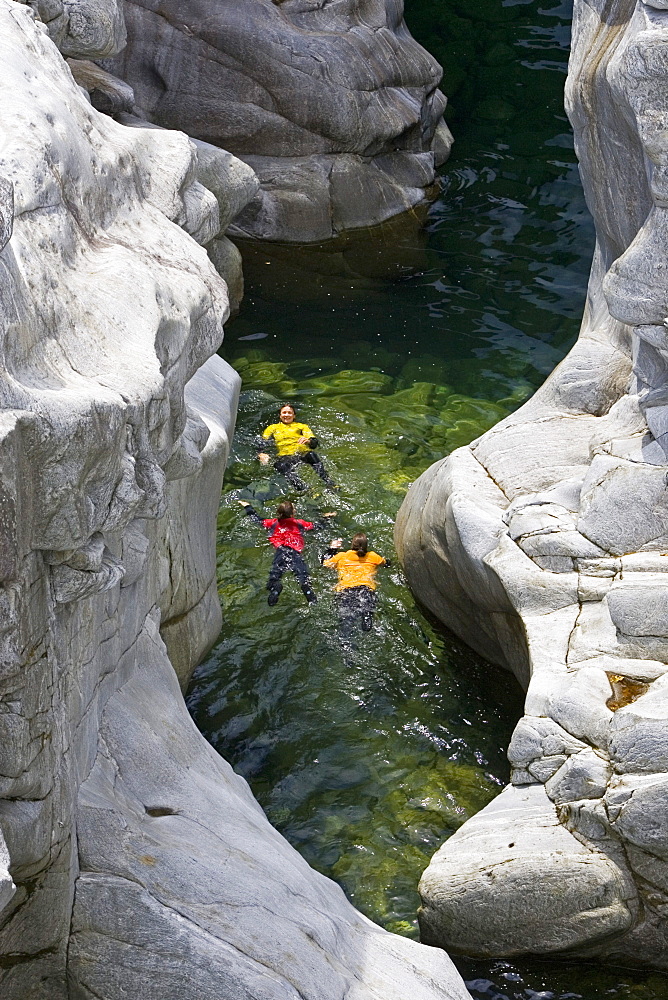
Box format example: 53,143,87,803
0,4,470,998
419,785,634,957
102,0,452,241
67,58,136,113
18,0,126,57
396,0,668,969
113,112,260,310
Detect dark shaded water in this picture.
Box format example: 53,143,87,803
187,0,668,996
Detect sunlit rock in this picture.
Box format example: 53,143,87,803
114,111,260,312
103,0,452,241
396,0,668,968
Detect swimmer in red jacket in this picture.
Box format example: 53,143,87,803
238,499,335,606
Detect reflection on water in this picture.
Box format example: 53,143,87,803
187,0,668,995
461,959,668,1000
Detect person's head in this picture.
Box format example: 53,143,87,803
276,501,294,519
351,532,368,557
279,404,296,424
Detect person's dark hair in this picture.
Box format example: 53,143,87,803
276,501,294,519
279,403,296,415
351,532,368,556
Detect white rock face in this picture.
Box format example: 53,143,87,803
0,4,470,997
396,0,668,969
114,112,260,314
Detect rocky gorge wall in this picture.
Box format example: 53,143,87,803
0,1,471,997
396,0,668,969
101,0,453,242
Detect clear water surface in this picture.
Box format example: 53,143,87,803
187,0,668,996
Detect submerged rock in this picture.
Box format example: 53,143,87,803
396,0,668,969
0,3,469,998
103,0,452,241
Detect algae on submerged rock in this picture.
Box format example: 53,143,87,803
226,350,528,484
187,350,526,938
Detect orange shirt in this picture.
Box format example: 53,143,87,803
323,550,385,591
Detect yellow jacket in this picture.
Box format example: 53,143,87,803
323,550,386,591
262,421,314,457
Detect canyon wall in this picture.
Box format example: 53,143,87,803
0,2,469,997
396,0,668,969
102,0,453,241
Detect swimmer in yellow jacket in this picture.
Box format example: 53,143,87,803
322,531,389,637
257,404,336,490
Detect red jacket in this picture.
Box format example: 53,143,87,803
262,517,314,552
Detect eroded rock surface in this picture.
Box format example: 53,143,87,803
103,0,452,241
0,4,469,998
396,0,668,969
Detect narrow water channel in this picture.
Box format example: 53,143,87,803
187,0,668,996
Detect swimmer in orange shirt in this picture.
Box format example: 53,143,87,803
321,531,389,637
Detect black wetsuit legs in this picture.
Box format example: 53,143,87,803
274,455,307,490
337,586,377,638
300,450,336,487
273,452,334,489
274,455,306,490
267,547,316,604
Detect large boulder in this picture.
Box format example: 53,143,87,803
396,0,668,970
103,0,452,241
0,4,469,998
20,0,127,57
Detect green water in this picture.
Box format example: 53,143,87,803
188,374,524,935
186,0,668,996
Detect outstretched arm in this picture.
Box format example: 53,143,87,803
257,426,275,465
312,512,337,531
237,499,264,526
321,537,343,565
297,512,337,533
